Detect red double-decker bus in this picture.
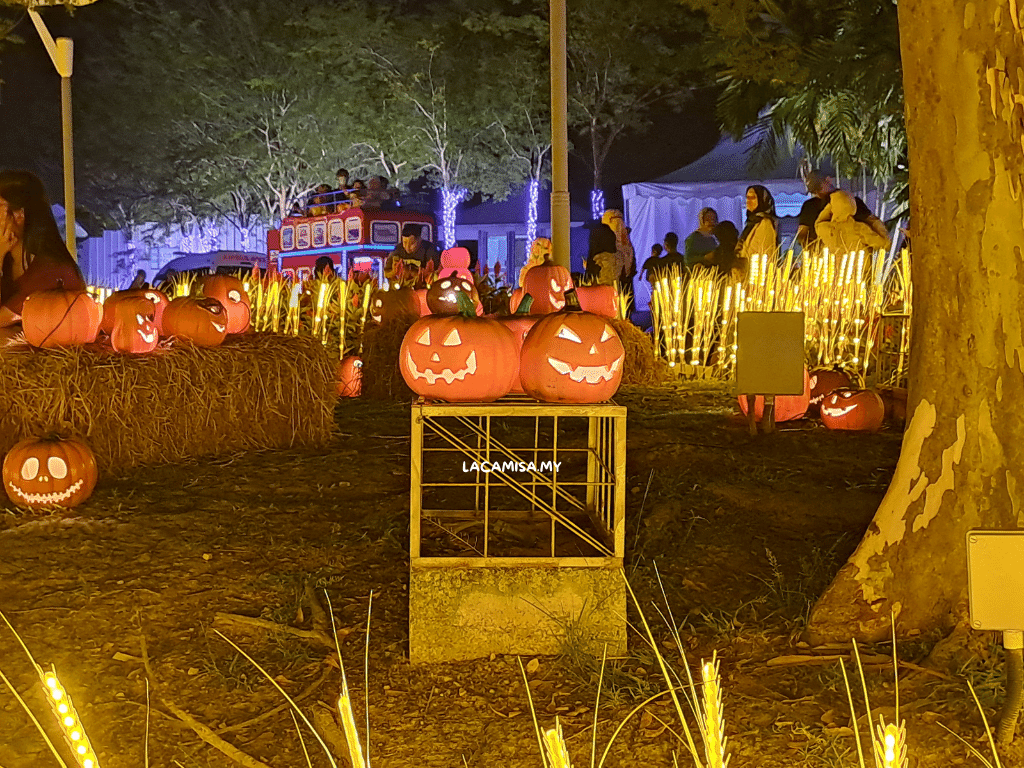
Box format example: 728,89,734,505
266,206,435,282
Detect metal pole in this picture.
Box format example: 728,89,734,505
549,0,570,269
61,71,76,259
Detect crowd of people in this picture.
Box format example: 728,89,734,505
289,169,402,218
640,170,893,285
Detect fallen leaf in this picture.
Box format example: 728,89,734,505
526,658,540,675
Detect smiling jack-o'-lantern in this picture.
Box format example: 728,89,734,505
110,297,159,354
2,435,98,509
400,293,519,402
162,296,229,346
522,261,574,314
426,275,482,316
201,275,251,334
22,286,102,349
737,367,811,422
576,285,618,319
337,355,363,397
370,287,420,324
101,289,169,335
519,310,625,402
820,388,885,432
809,367,854,416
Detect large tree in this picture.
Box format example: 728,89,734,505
805,0,1024,642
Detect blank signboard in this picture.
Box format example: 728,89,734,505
735,312,805,396
967,530,1024,630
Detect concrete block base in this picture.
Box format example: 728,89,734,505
409,563,626,663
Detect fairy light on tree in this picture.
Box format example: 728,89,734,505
526,179,540,244
590,189,604,221
441,187,466,249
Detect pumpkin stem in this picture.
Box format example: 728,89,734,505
563,286,583,312
515,293,534,315
455,290,477,318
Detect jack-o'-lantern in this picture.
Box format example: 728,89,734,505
337,355,363,397
576,285,618,319
400,293,519,402
808,367,853,416
201,275,251,334
2,435,97,509
110,297,158,354
737,367,811,422
22,286,102,349
522,261,574,314
100,289,169,335
162,296,228,347
497,295,539,394
520,310,625,403
820,389,885,432
427,275,482,316
370,287,420,324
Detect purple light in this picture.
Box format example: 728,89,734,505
526,180,539,244
590,189,605,221
441,187,466,249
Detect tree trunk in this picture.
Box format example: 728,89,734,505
806,0,1024,644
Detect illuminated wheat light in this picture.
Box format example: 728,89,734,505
337,692,366,768
700,655,729,768
43,668,101,768
542,719,574,768
874,719,908,768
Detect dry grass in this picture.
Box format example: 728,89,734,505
0,334,338,477
360,317,418,402
609,318,666,387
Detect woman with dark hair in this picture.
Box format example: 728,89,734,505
734,184,779,280
585,223,619,285
0,170,85,328
709,220,739,277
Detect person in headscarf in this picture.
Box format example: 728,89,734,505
734,184,779,280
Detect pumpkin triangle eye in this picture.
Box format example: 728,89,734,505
136,314,145,324
601,326,612,342
550,278,559,291
443,329,462,346
416,328,431,345
557,325,582,343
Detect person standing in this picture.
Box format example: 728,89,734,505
683,208,720,268
734,185,779,279
797,170,888,250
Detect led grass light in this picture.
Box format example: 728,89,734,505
42,669,100,768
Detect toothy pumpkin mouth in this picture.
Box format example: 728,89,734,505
211,322,226,333
547,356,621,383
549,296,565,310
138,329,156,344
822,404,856,418
406,350,477,384
9,479,83,505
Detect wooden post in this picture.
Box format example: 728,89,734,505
745,394,758,436
763,395,776,434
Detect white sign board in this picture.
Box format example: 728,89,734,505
966,530,1024,630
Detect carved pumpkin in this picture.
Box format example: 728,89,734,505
426,275,482,316
201,275,251,334
737,367,811,422
370,287,420,324
809,367,854,416
820,388,885,432
2,435,97,509
400,293,519,402
522,262,574,314
22,287,102,349
101,289,168,335
520,310,625,403
576,285,618,319
162,297,228,347
497,295,539,394
337,355,363,397
110,297,159,354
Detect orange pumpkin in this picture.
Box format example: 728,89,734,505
576,285,618,319
101,289,168,335
809,367,853,416
201,275,251,334
737,367,811,422
413,288,430,316
522,262,574,314
110,297,159,354
426,275,482,316
400,293,519,402
820,389,885,432
497,295,539,394
2,435,97,509
162,297,228,346
337,355,363,397
22,286,101,349
370,287,420,324
519,310,625,403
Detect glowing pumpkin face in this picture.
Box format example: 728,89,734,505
400,314,520,402
426,276,481,316
110,297,158,354
337,355,363,397
820,388,885,432
809,368,853,415
519,312,625,402
2,436,97,509
370,287,420,324
162,297,228,347
737,367,811,422
201,275,251,334
101,289,169,335
523,265,574,314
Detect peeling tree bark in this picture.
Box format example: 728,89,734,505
806,0,1024,643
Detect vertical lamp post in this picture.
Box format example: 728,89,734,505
26,0,99,260
548,0,570,269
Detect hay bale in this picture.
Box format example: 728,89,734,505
609,318,667,386
0,334,337,477
361,317,418,401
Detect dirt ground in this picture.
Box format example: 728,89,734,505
0,383,1020,768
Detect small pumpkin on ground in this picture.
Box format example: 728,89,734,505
2,435,98,509
337,355,363,397
809,367,854,416
22,285,102,349
162,296,229,347
820,388,885,432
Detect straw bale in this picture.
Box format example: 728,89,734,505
609,318,667,386
360,317,418,401
0,334,337,477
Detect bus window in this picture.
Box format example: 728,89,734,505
371,220,400,245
